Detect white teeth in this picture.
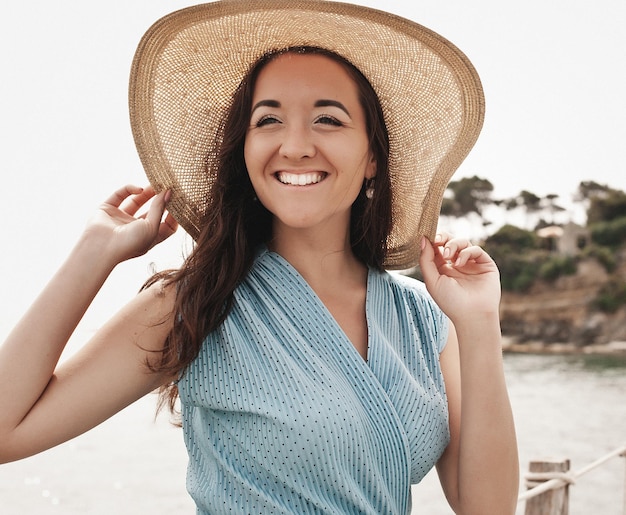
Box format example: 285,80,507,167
277,172,324,186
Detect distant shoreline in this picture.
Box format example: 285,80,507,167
501,337,626,356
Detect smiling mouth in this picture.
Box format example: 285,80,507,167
275,171,327,186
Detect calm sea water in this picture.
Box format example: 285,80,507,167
1,352,625,514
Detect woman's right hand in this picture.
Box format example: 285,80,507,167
0,184,179,464
86,185,178,263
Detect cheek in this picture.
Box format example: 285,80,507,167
243,139,269,202
243,138,254,173
243,136,269,178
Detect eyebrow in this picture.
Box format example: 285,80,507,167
251,99,280,114
250,99,351,117
314,99,351,117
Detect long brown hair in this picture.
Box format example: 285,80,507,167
146,46,392,413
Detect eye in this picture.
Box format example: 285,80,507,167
254,115,281,127
314,115,343,127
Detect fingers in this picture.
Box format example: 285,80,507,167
421,233,495,271
123,186,158,217
145,190,179,243
432,233,477,267
156,212,179,245
102,184,178,241
102,185,162,216
103,184,168,217
102,185,144,208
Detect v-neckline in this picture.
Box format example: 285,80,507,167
253,248,412,511
263,247,373,364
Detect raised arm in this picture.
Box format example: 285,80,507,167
419,234,519,515
0,185,178,463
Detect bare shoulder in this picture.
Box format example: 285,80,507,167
56,277,180,387
112,278,178,352
137,277,177,312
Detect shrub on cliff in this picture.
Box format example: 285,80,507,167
581,244,617,273
594,280,626,313
589,215,626,248
484,225,540,292
485,224,537,251
500,257,541,292
538,255,578,281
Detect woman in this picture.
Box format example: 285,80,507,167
0,1,518,514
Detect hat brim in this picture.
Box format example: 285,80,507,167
129,0,484,270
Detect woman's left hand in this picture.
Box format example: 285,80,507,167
423,234,519,514
419,233,501,325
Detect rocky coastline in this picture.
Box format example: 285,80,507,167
499,252,626,355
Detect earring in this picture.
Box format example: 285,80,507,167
365,178,375,199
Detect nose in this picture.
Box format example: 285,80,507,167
279,124,316,160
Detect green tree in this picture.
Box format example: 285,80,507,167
503,190,545,230
575,180,612,202
542,193,565,225
587,189,626,224
443,175,494,217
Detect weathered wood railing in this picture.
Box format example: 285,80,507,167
519,444,626,515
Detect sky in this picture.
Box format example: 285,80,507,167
1,0,625,335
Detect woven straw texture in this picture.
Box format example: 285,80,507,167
129,0,484,270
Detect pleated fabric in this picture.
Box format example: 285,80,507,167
178,247,449,514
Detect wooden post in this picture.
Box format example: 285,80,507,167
621,450,626,515
524,458,571,515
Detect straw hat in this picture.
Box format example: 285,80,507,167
129,0,484,270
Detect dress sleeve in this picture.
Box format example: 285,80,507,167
417,283,449,354
393,273,449,354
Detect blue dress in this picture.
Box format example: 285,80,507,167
178,247,450,514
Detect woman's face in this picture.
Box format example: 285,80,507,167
244,53,376,235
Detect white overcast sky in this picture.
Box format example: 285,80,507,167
1,0,625,334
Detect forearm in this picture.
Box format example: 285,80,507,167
0,233,118,431
454,314,519,514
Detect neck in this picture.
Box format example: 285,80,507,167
268,222,366,290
